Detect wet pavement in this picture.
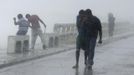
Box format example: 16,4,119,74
0,34,134,75
0,32,133,69
0,44,75,69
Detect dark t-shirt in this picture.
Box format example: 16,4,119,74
76,15,86,37
84,16,102,38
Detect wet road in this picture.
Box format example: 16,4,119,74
0,36,134,75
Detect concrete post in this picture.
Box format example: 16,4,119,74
7,35,29,53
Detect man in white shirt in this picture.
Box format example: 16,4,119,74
13,14,30,35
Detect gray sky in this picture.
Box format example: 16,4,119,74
0,0,134,49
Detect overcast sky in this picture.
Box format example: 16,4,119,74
0,0,134,49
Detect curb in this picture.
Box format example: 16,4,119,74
0,47,75,69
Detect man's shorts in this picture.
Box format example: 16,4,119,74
76,35,86,50
17,30,27,35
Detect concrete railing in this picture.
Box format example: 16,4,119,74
45,22,134,47
7,22,133,52
44,33,59,48
7,35,29,53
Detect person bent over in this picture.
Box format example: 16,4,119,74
26,14,46,50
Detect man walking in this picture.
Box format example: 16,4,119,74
84,9,102,69
26,14,46,50
73,9,87,68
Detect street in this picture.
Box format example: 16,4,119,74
0,36,134,75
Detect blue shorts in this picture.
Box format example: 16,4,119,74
17,30,27,35
76,35,86,50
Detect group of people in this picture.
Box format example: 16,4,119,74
73,9,102,70
13,14,46,50
14,8,103,70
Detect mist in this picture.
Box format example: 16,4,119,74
0,0,134,49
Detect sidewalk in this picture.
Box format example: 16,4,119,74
0,32,134,69
93,35,134,75
0,34,134,75
0,45,75,69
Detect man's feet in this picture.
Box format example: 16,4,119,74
42,44,46,50
84,60,87,65
87,64,92,70
72,64,79,69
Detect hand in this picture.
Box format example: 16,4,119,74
44,25,46,28
98,40,102,44
13,17,16,20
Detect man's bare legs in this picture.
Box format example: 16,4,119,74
73,49,80,68
84,50,88,65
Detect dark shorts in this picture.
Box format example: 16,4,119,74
17,30,27,35
76,35,86,50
